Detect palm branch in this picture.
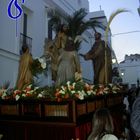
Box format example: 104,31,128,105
104,8,130,84
48,8,62,32
105,8,129,42
66,8,87,38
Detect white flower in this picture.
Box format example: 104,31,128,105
22,94,26,97
92,91,96,95
38,94,43,98
87,91,92,95
112,91,117,94
1,92,7,99
104,87,109,94
27,90,34,94
41,62,46,69
38,58,44,63
81,90,86,95
109,83,113,87
34,87,39,90
78,92,84,100
90,85,94,89
72,82,76,88
61,86,65,91
71,90,76,94
26,84,32,89
15,95,20,101
59,90,65,95
67,81,71,90
66,81,70,86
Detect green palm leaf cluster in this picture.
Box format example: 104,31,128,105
67,8,105,38
48,9,62,33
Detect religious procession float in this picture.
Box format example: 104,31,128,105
0,78,127,140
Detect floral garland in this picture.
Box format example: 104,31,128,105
54,81,122,101
0,81,123,101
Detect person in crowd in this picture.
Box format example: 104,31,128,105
121,95,130,140
80,32,112,84
16,44,33,89
130,88,140,140
87,108,118,140
128,87,137,112
55,37,81,86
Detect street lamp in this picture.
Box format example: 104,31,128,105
112,58,117,64
121,72,124,76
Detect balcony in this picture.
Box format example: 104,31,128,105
20,33,32,54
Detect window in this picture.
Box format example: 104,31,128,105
23,13,27,44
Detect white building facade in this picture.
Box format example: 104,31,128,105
0,0,112,87
119,54,140,88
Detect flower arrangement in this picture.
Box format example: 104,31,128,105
54,81,122,101
31,57,47,77
0,84,55,101
0,81,123,101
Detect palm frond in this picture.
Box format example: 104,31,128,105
67,8,88,37
105,8,130,42
67,9,105,41
49,16,61,32
108,9,129,29
104,8,130,84
79,20,106,34
67,8,87,23
48,9,62,32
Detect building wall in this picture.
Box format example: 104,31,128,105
0,0,18,53
119,54,140,88
0,0,20,86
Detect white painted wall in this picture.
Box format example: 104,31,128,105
0,0,49,87
0,0,20,87
119,57,140,88
0,0,18,53
0,49,19,87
